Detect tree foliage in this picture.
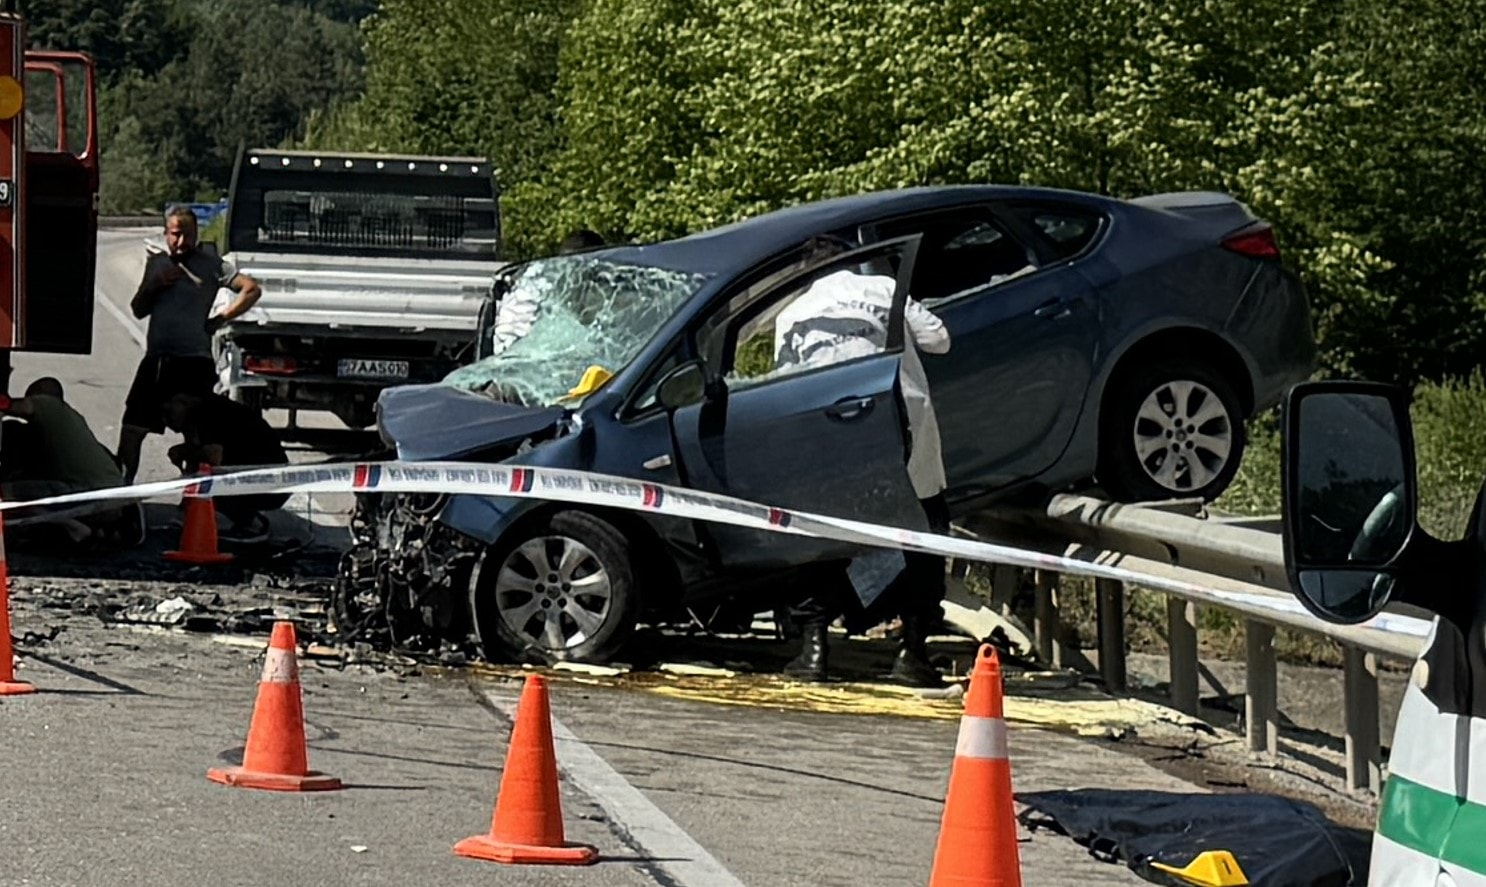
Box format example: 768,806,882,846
299,0,581,249
41,0,364,213
18,0,190,84
94,0,1486,386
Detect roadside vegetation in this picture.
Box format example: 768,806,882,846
20,0,369,216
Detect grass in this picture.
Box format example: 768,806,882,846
963,373,1486,669
199,215,228,253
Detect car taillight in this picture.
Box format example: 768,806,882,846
245,355,298,375
1221,223,1280,259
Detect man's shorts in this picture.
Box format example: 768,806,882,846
122,353,218,433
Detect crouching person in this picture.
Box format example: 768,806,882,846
161,392,289,543
0,377,134,544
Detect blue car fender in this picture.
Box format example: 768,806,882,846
437,492,534,546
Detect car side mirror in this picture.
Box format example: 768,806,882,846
656,361,708,410
1280,381,1419,623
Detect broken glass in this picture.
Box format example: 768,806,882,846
442,255,712,407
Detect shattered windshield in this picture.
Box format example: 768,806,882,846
442,254,711,406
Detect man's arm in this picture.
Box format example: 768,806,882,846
130,260,183,319
904,298,951,354
211,271,263,323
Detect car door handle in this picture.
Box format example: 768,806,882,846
1034,298,1073,320
643,454,672,471
825,396,875,421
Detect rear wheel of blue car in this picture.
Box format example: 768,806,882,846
469,510,639,665
1099,361,1247,503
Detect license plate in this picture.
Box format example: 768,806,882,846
337,358,409,379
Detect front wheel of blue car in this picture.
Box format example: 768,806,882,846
469,510,640,665
1098,360,1247,504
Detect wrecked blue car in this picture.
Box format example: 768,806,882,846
338,185,1316,664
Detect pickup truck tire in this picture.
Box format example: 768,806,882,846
1097,360,1247,503
469,510,639,665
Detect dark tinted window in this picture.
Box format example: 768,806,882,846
871,210,1038,304
227,160,501,261
1010,204,1104,260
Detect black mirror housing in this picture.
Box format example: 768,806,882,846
656,361,708,411
1280,380,1420,623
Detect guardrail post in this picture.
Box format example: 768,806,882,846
1034,570,1060,667
1344,645,1382,795
1095,578,1126,694
990,564,1019,617
1167,597,1199,715
1245,620,1278,756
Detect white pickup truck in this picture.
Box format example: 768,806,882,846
211,148,504,430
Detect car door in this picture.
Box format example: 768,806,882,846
19,53,99,355
864,204,1103,497
668,236,930,570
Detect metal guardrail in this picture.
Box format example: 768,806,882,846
98,215,161,228
955,494,1431,797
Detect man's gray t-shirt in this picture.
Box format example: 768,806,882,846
143,249,237,358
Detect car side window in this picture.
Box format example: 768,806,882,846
1008,204,1105,261
700,244,909,392
870,210,1039,307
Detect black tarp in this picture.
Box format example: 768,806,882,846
1017,789,1372,886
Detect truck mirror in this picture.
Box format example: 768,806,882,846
1280,381,1418,623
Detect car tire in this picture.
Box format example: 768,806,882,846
1098,360,1247,503
468,510,639,665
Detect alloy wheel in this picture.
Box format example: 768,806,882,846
1131,379,1235,494
494,534,614,652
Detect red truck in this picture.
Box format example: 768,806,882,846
0,10,100,392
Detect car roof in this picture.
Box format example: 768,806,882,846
597,184,1122,275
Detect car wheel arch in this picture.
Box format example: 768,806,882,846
464,501,681,657
1096,325,1257,421
1086,325,1258,502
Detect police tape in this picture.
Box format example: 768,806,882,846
0,459,1433,642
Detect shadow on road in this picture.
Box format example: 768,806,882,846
5,502,344,584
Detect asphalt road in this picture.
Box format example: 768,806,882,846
1,583,1208,887
0,229,1276,886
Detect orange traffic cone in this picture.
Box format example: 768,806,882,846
455,674,599,866
929,644,1023,887
165,463,234,565
0,505,35,696
207,621,341,792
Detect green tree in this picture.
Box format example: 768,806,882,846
300,0,582,256
99,0,363,207
18,0,190,84
513,0,718,249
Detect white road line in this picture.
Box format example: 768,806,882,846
482,688,748,887
97,285,148,350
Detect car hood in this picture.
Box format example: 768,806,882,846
376,384,566,462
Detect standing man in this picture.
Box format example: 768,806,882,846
118,206,262,483
778,235,953,687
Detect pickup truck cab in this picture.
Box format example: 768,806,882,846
213,148,503,430
1280,380,1486,886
